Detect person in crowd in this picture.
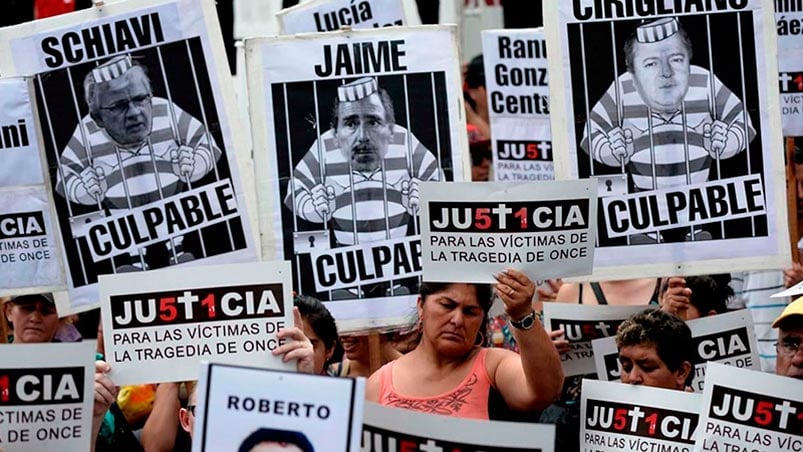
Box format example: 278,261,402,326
470,137,492,182
463,54,490,141
329,332,401,378
365,269,563,419
3,293,60,343
238,428,314,452
294,294,339,375
772,296,803,380
659,274,731,320
178,381,198,444
615,308,694,390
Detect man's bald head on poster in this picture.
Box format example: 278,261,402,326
84,55,154,147
330,77,395,173
624,18,693,114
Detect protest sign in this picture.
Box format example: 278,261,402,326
543,303,645,376
592,310,761,391
0,341,95,452
544,0,788,280
0,0,258,314
362,402,555,452
694,362,803,452
0,186,63,291
192,362,364,452
481,28,552,182
99,261,293,385
0,77,45,187
771,280,803,298
277,0,406,34
777,2,803,136
420,180,595,283
246,25,467,332
582,379,701,452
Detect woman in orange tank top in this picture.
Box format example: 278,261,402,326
365,269,564,419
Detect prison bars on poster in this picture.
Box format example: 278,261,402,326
285,84,302,292
311,81,333,299
185,40,236,251
610,22,632,246
402,75,419,237
737,12,756,237
579,24,600,248
36,74,90,286
706,15,726,239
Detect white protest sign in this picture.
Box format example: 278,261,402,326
420,180,596,283
0,186,63,291
777,5,803,136
192,362,365,452
543,303,645,377
277,0,405,34
0,77,44,187
0,0,259,314
772,280,803,298
99,261,294,385
363,402,555,452
582,379,701,452
545,0,789,280
481,28,552,182
0,341,95,452
246,25,468,332
693,362,803,452
592,310,761,391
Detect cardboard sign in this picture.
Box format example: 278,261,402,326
693,362,803,452
0,0,259,314
777,3,803,136
362,402,555,452
0,342,95,452
582,379,701,452
192,362,365,452
592,310,761,391
0,77,45,187
545,0,789,279
277,0,406,34
420,180,596,283
246,25,468,332
543,303,645,376
0,186,63,291
99,261,293,385
481,28,553,182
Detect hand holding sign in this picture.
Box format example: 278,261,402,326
272,307,315,374
660,276,691,319
549,329,571,354
93,360,118,436
494,268,536,320
783,262,803,288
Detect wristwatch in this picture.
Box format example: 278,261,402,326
510,310,537,330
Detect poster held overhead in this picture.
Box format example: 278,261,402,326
0,0,259,314
544,0,788,280
277,0,406,34
246,25,468,332
192,362,365,452
99,261,294,385
776,5,803,136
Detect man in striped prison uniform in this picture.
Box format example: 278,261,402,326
55,56,221,271
285,77,442,247
581,18,755,193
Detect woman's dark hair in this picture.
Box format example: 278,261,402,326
686,275,731,316
294,295,338,351
419,282,494,345
238,428,314,452
616,308,694,373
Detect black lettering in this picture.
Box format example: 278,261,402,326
41,37,64,68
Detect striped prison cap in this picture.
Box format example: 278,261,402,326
337,77,378,102
92,55,133,83
636,17,679,43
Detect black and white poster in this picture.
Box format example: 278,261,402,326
777,1,803,136
246,26,467,332
0,0,258,312
0,77,45,188
277,0,406,34
545,0,787,279
0,341,95,452
481,28,553,182
192,362,365,452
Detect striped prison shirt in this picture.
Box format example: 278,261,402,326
581,65,755,191
56,97,221,209
285,125,442,246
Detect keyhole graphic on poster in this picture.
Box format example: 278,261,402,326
605,180,612,192
309,236,316,248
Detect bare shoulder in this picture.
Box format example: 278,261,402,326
555,282,580,303
483,347,521,381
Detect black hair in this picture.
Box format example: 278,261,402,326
238,428,314,452
686,274,731,316
469,141,492,166
294,295,338,351
624,21,693,73
419,282,494,345
794,145,803,165
464,54,485,89
616,308,694,373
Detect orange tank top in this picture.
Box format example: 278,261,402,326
377,348,492,420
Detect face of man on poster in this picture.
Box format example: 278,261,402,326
630,32,691,115
91,66,154,147
334,90,394,173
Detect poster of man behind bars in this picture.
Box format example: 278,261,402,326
0,0,258,312
544,0,789,279
247,26,468,331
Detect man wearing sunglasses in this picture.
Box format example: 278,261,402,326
55,55,221,272
772,296,803,380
